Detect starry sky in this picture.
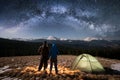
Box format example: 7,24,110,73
0,0,120,40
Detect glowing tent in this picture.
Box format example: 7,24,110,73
71,54,105,73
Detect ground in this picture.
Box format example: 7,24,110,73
0,55,120,80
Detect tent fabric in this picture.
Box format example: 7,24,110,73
71,54,105,73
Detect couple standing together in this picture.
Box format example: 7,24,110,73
38,41,59,74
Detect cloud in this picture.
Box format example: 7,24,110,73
50,5,67,14
89,23,95,30
75,9,97,18
87,23,119,38
0,26,22,38
4,27,21,34
63,16,89,30
0,26,4,30
83,37,102,41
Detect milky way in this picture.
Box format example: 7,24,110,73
0,0,120,40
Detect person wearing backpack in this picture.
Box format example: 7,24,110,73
38,41,49,72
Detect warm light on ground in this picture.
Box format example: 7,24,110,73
21,64,80,75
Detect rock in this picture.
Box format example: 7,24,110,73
35,77,40,80
111,63,120,71
73,78,77,80
66,77,71,80
30,76,36,80
41,74,47,78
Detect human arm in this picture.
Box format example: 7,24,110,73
38,46,42,54
48,49,52,58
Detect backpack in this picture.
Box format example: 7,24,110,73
40,45,49,57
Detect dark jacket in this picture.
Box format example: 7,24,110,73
38,45,49,58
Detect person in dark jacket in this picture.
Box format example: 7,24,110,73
38,41,49,71
49,43,59,74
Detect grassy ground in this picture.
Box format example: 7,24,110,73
0,55,120,80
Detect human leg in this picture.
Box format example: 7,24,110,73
54,58,58,74
44,59,48,70
50,59,53,73
38,58,43,71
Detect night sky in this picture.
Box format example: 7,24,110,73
0,0,120,40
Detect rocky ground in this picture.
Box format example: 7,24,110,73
0,55,120,80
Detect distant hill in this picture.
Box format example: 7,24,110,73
0,38,41,57
28,38,120,49
0,38,120,59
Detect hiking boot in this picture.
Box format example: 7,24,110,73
49,70,52,74
56,71,58,74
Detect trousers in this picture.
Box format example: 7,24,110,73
50,58,58,74
38,57,48,71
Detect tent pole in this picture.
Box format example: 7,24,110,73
73,55,83,69
87,54,93,73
